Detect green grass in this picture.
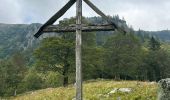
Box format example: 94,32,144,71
12,80,158,100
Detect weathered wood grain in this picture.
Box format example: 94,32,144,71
76,0,82,100
43,24,115,33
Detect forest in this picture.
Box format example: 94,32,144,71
0,16,170,97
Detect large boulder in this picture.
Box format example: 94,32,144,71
158,78,170,100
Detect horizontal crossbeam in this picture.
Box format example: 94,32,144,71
42,24,115,33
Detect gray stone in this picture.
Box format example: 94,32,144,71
108,88,132,95
158,78,170,100
119,88,132,93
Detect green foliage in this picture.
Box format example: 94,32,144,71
82,46,104,80
0,53,27,96
138,37,170,81
142,50,170,81
104,32,142,80
148,37,161,51
33,17,101,85
44,71,63,88
34,37,74,70
34,37,75,86
22,69,42,91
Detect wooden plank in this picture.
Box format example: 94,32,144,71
76,0,82,100
34,0,76,38
42,24,115,32
83,0,117,28
83,0,126,34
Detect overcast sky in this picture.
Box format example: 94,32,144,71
0,0,170,31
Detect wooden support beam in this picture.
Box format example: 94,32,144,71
83,0,126,34
42,24,115,33
34,0,76,38
76,0,82,100
83,0,117,28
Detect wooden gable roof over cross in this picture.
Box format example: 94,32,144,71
34,0,126,38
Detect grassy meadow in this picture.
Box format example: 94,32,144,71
11,80,158,100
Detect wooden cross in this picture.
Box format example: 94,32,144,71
34,0,126,100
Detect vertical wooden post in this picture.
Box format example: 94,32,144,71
76,0,82,100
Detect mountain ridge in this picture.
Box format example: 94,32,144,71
0,17,170,59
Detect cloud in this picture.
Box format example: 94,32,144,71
17,0,76,23
89,0,170,30
0,0,23,23
0,0,170,31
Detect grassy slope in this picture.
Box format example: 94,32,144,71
13,80,158,100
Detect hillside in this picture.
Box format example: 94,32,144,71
0,16,127,60
136,30,170,42
12,80,158,100
0,23,41,59
0,17,170,60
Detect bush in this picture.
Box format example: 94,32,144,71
23,69,42,91
44,71,63,88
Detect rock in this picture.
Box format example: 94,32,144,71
108,88,132,94
117,97,121,100
109,88,118,94
119,88,132,93
74,82,76,87
150,82,156,85
72,98,76,100
158,78,170,100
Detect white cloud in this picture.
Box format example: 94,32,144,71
88,0,170,31
0,0,23,23
0,0,170,31
17,0,74,23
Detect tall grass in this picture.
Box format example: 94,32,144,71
13,80,158,100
